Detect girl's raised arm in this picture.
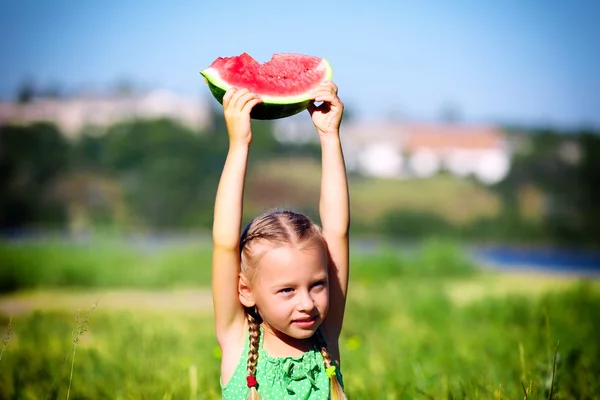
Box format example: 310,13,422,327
308,82,350,341
212,88,261,341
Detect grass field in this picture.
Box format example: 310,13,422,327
0,238,599,399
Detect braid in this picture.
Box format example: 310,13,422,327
315,329,334,368
246,310,262,400
315,329,348,400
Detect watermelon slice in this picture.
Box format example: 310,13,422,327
200,53,333,120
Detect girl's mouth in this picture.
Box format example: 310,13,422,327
292,316,317,328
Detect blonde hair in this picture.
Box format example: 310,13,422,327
240,209,347,400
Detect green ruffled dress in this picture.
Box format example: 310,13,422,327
221,327,344,399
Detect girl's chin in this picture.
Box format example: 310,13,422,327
282,329,316,342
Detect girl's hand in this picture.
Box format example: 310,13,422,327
308,81,344,137
223,88,262,146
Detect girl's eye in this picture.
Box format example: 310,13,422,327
279,288,293,295
312,281,326,289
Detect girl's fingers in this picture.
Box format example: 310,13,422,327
313,91,337,104
311,90,328,100
242,97,262,114
234,90,259,110
313,84,339,100
230,88,251,109
308,81,339,100
222,88,238,109
323,81,338,94
314,81,338,94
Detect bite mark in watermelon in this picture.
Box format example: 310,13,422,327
200,53,333,120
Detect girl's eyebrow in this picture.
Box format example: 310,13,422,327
270,282,297,290
270,274,328,289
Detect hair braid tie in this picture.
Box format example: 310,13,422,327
326,366,337,378
246,375,258,388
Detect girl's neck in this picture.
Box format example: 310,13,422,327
260,323,315,358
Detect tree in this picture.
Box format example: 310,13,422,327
0,123,70,229
15,79,36,104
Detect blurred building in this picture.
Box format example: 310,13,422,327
400,124,511,185
0,89,211,138
275,119,512,185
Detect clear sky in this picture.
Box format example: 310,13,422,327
1,0,599,129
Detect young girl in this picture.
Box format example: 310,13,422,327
212,81,350,399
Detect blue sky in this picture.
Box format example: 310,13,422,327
1,0,599,129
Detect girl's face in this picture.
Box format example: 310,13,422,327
251,243,329,340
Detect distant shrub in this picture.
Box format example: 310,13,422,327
379,210,455,239
351,238,477,283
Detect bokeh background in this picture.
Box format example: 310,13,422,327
1,1,599,399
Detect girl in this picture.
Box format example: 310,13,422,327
212,81,350,399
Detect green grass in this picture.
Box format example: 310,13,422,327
0,240,599,399
0,238,213,293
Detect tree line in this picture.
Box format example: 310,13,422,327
1,113,599,247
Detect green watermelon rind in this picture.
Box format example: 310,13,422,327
200,58,333,120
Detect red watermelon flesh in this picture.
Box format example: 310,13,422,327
207,53,329,97
200,52,333,119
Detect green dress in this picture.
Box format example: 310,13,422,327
221,327,344,399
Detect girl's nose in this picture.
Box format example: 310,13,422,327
297,291,315,312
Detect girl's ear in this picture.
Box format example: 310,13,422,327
238,273,256,308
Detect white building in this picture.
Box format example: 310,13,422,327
310,121,512,185
402,124,511,185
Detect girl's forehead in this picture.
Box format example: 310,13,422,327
254,244,327,280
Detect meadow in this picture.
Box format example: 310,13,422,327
0,238,599,399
